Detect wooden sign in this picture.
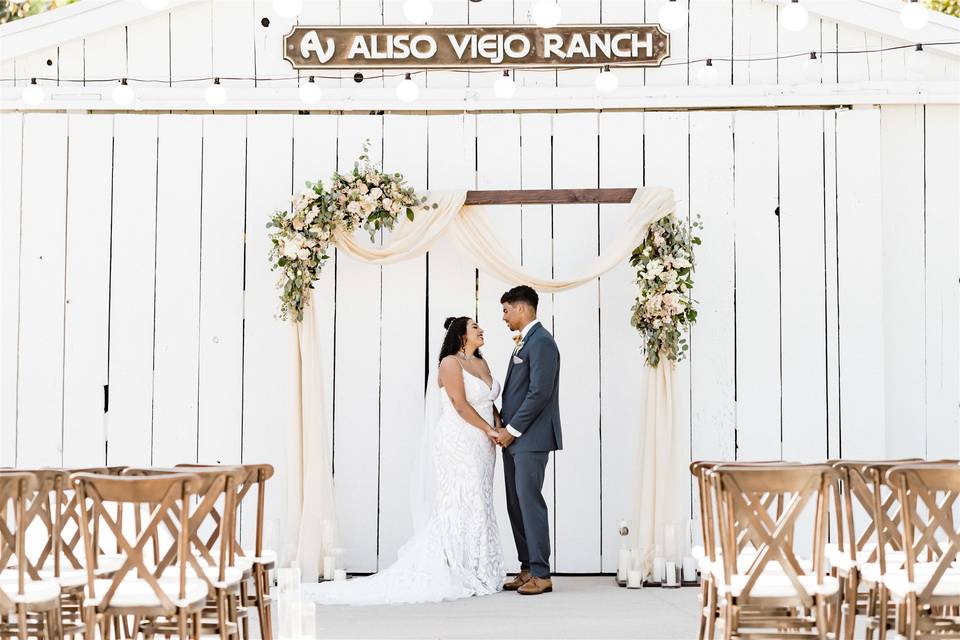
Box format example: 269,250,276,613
283,25,670,70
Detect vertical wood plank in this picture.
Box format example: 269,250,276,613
333,114,383,572
253,0,298,88
0,113,23,466
198,115,248,465
378,114,428,565
152,115,203,466
62,114,113,468
598,111,645,572
644,0,688,86
732,110,781,461
242,114,298,552
733,0,777,85
823,110,842,459
17,114,68,467
924,105,960,458
552,112,602,572
518,112,557,572
475,112,524,573
213,0,257,88
836,108,885,459
170,2,213,89
107,114,159,467
880,105,926,458
689,112,736,464
779,110,828,462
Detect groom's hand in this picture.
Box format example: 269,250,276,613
495,429,515,448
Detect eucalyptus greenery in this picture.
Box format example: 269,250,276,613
629,213,703,367
268,141,435,322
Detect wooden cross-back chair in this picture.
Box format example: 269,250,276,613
175,463,274,640
70,472,209,640
0,472,65,640
121,467,245,640
828,459,923,640
691,461,793,640
711,464,840,640
884,464,960,640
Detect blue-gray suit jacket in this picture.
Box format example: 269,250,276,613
500,322,562,453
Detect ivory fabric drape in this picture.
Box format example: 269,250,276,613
289,185,682,580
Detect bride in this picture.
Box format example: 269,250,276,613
305,316,506,605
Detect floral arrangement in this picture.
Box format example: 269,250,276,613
267,141,435,321
629,214,703,367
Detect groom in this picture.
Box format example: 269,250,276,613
494,285,562,596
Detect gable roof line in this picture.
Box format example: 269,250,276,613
2,0,959,63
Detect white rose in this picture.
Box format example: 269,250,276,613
297,247,310,260
382,197,393,209
357,182,369,195
370,187,383,200
282,241,299,259
346,201,362,214
674,256,691,268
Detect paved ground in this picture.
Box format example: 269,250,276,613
302,576,701,640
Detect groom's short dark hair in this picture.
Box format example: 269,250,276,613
501,285,539,310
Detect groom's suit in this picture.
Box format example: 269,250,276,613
500,320,562,580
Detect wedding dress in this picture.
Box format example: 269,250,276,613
304,366,505,605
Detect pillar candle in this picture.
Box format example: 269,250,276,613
334,569,347,581
627,569,642,588
617,548,631,582
652,556,666,582
665,561,679,586
322,555,336,581
682,556,698,582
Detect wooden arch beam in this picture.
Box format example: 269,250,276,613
463,188,636,205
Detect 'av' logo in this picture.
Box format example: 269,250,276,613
300,31,335,64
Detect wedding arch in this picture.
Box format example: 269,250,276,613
274,155,699,582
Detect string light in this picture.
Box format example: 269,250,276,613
781,0,809,31
204,77,226,106
901,0,929,30
403,0,433,23
493,70,516,99
8,40,956,106
112,78,135,105
695,58,720,85
273,0,302,19
396,73,419,102
657,0,688,31
22,78,43,106
299,76,322,104
531,0,561,29
595,65,618,93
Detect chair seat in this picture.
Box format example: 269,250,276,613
826,544,904,572
214,547,276,568
861,561,951,586
710,555,814,581
885,570,960,600
158,565,244,589
85,577,208,609
0,576,61,604
717,573,840,599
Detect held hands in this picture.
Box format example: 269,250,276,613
486,426,515,448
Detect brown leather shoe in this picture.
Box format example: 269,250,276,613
503,570,532,591
517,576,553,595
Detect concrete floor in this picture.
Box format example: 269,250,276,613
307,576,701,639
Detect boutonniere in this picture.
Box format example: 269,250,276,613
512,333,525,352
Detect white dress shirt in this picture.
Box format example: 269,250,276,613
505,319,541,438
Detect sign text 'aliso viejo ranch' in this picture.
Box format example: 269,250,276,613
283,25,670,69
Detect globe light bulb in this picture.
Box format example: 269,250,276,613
696,59,720,86
595,65,619,93
22,79,44,106
273,0,303,19
531,0,561,28
493,71,516,99
205,78,227,106
908,43,929,77
299,77,322,104
112,79,135,106
403,0,433,23
901,0,929,29
802,52,822,83
657,0,688,31
781,0,809,31
396,74,419,103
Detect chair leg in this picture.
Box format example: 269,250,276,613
905,593,918,640
82,608,96,640
877,585,889,640
254,566,271,640
844,572,859,640
16,604,28,640
177,608,187,640
706,582,717,640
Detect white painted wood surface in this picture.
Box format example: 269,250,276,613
2,106,958,571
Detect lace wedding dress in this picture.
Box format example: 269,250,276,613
304,367,505,605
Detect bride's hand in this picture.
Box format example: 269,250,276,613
486,428,500,444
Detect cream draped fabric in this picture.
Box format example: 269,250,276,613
290,185,683,580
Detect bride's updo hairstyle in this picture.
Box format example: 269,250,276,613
438,316,484,365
